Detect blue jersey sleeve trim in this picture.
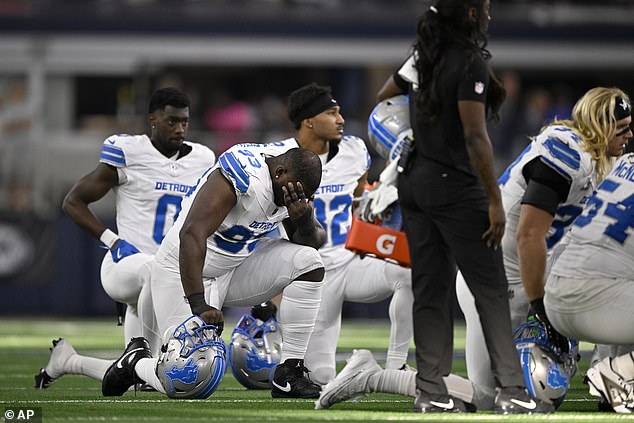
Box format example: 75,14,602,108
219,152,250,193
100,145,126,166
544,138,581,170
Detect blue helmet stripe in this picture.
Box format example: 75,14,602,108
197,355,226,399
368,115,397,148
518,346,537,397
219,152,249,193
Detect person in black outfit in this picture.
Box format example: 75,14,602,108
377,0,553,414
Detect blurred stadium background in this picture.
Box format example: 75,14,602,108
0,0,633,321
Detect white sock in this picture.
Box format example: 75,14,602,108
65,354,112,381
135,357,165,394
371,369,416,396
385,282,413,370
124,304,142,342
278,280,322,362
368,369,482,408
613,353,634,381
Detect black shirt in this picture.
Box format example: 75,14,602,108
395,44,490,205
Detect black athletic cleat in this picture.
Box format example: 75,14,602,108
413,389,468,413
494,386,554,414
102,337,152,396
271,359,321,399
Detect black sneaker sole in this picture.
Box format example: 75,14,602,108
34,369,53,389
271,388,321,399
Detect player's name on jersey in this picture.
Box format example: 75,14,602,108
154,181,195,194
612,160,634,182
315,184,346,194
248,221,276,231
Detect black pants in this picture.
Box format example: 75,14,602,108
398,167,525,396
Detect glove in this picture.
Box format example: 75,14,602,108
250,301,277,322
360,160,399,222
111,239,140,263
528,297,570,359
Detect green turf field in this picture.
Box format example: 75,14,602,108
0,318,630,422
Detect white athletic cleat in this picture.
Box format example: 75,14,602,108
586,358,634,414
315,349,381,410
34,338,77,389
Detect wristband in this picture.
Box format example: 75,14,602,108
99,229,119,250
186,292,213,316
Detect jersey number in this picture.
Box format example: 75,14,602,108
547,204,582,249
313,195,352,246
214,225,259,254
153,194,183,244
574,180,634,244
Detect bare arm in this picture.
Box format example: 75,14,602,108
179,169,237,298
62,163,118,240
281,182,326,249
459,100,505,247
516,204,554,301
352,172,368,213
377,75,405,102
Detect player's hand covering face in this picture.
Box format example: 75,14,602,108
283,181,313,224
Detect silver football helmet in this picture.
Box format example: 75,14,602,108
156,315,227,399
367,95,412,161
228,312,282,389
514,320,578,408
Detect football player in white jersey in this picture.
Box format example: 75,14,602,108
456,87,631,395
34,88,215,389
316,88,632,413
545,147,634,414
257,83,414,386
99,145,327,399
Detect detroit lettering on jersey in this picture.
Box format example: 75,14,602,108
316,184,345,195
154,181,196,194
248,221,276,231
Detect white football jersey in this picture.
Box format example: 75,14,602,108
172,142,290,259
498,125,596,282
551,153,634,279
99,134,215,254
266,137,371,268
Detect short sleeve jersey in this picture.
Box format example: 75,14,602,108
266,136,371,268
550,153,634,279
397,46,489,179
175,143,290,258
498,125,596,281
99,134,215,254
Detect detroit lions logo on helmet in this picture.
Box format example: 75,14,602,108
547,363,568,390
245,348,277,373
163,357,199,391
156,316,226,399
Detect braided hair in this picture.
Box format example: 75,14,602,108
413,0,505,122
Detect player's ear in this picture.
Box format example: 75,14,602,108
273,166,287,182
